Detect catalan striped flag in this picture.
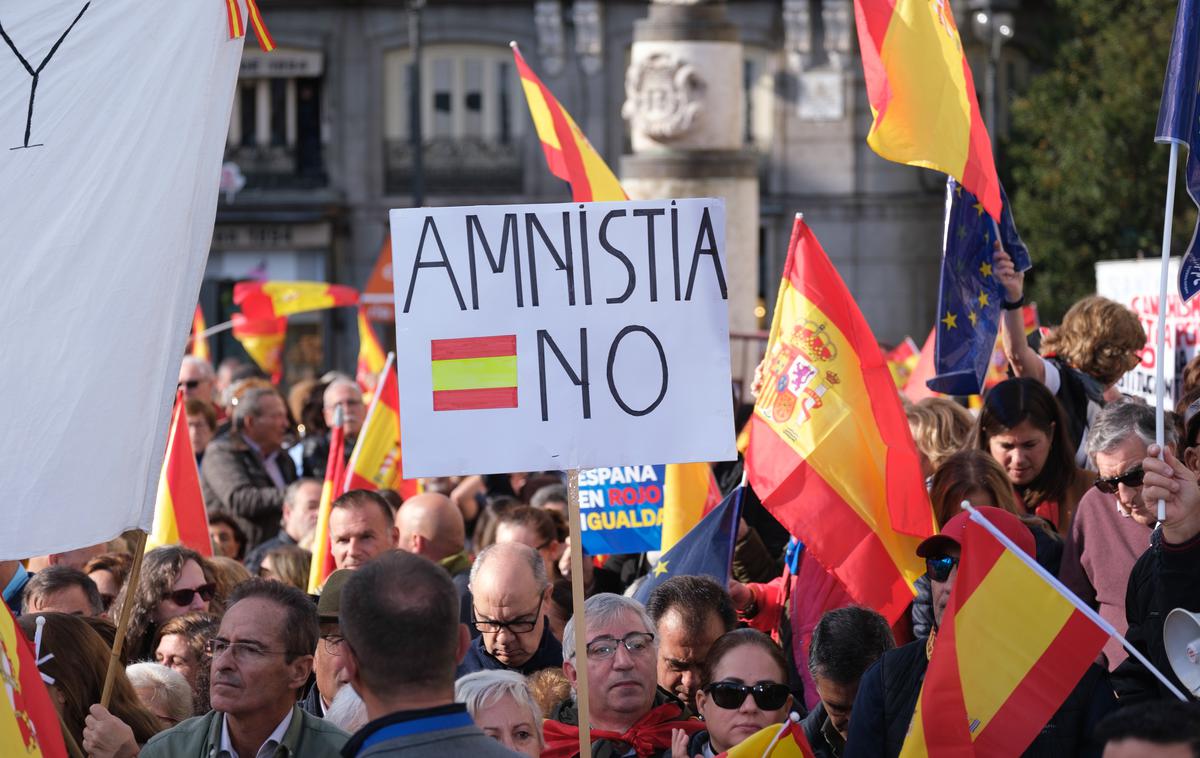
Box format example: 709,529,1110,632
746,216,934,624
431,335,518,411
189,305,211,363
899,513,1110,756
147,391,213,555
231,313,287,384
511,43,626,203
720,719,815,758
0,601,67,757
347,353,422,500
235,280,360,320
307,414,348,593
853,0,1001,220
356,307,388,399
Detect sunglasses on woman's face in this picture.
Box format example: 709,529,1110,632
1093,467,1145,495
162,583,216,606
704,681,790,711
925,555,959,583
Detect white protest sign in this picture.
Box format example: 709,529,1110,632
390,198,736,476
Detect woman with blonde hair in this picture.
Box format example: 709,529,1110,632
455,670,544,758
905,397,974,481
259,544,312,591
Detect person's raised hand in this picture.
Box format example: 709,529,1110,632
670,727,700,758
1143,444,1200,544
992,241,1024,304
82,704,138,758
728,580,753,613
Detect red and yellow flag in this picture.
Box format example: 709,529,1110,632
188,305,210,364
512,43,626,203
900,517,1109,756
884,336,920,389
307,421,348,593
746,216,934,624
346,353,422,501
224,0,276,52
231,313,287,384
148,392,212,555
720,719,815,758
0,601,68,757
902,329,941,404
235,280,360,320
430,335,519,411
660,463,723,553
356,307,388,400
853,0,1001,220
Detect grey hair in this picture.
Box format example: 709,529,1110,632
470,542,548,592
561,593,655,662
323,378,362,408
284,477,321,506
1087,400,1178,461
233,387,281,426
125,662,193,724
325,684,369,734
180,355,214,379
455,670,544,746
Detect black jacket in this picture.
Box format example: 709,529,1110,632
803,703,843,758
199,431,297,548
455,619,562,678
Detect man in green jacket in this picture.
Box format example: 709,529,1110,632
142,579,348,757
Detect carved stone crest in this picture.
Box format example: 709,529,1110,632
622,52,704,141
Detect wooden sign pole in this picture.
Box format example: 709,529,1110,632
566,469,592,758
100,529,147,707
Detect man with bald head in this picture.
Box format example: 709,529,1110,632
395,492,472,611
457,542,562,677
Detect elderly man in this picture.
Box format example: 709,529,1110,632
338,551,519,756
179,355,217,405
245,478,323,574
458,542,561,677
1060,400,1167,670
803,607,894,758
544,593,700,757
141,579,348,757
396,492,473,622
301,569,353,717
298,379,364,478
200,387,296,548
846,507,1114,757
21,567,104,616
330,490,398,571
644,575,736,710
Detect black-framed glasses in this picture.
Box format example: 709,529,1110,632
925,555,959,583
163,583,216,606
321,634,345,655
704,681,790,711
205,638,294,662
586,631,655,660
1093,467,1145,495
471,597,543,635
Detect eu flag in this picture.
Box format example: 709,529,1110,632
633,487,742,606
1156,0,1200,301
927,178,1030,396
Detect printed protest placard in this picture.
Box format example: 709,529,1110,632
390,198,736,476
578,465,665,554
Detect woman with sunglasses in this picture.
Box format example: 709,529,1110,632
975,377,1092,534
672,629,793,757
113,545,217,661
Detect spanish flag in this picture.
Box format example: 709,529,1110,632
746,216,934,624
235,280,360,320
0,602,67,757
188,305,211,363
231,313,287,384
720,719,815,758
347,353,421,500
147,391,213,555
853,0,1001,220
900,512,1109,756
356,307,388,400
307,417,348,593
511,42,626,203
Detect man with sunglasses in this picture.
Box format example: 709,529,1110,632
458,542,561,677
845,507,1114,757
1060,400,1171,670
179,355,217,404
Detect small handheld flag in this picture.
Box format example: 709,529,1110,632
307,407,348,593
235,280,360,320
231,313,287,384
147,391,213,555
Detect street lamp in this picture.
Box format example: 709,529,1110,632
968,0,1016,154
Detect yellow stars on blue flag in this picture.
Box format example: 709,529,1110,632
941,311,958,329
977,291,989,308
652,560,670,577
979,261,993,278
968,310,979,327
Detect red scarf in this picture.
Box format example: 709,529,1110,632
542,702,703,758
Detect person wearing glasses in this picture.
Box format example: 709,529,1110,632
670,629,794,758
845,507,1114,757
297,378,365,479
141,579,349,757
543,593,703,758
179,355,218,405
458,542,562,677
115,546,217,661
1060,400,1173,671
301,569,354,717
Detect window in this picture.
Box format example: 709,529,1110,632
743,47,776,151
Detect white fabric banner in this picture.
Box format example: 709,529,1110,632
0,2,243,557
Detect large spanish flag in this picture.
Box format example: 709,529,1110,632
853,0,1001,220
188,305,211,363
900,516,1109,756
356,307,388,399
746,216,934,623
147,392,213,555
235,280,360,320
0,601,67,757
231,313,287,384
307,419,348,593
347,353,422,500
511,43,626,203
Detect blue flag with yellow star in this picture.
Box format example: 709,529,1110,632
633,486,742,606
1156,0,1200,300
927,178,1030,396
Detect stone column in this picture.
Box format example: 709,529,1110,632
620,0,759,385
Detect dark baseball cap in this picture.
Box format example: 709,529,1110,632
916,505,1036,559
316,569,354,623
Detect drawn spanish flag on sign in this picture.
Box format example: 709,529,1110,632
431,335,518,411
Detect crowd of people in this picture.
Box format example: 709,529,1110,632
7,272,1200,757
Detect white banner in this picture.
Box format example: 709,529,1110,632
0,2,243,557
391,199,737,476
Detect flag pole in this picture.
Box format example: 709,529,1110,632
101,529,148,707
961,502,1188,701
196,320,234,340
1155,141,1181,523
566,468,592,758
